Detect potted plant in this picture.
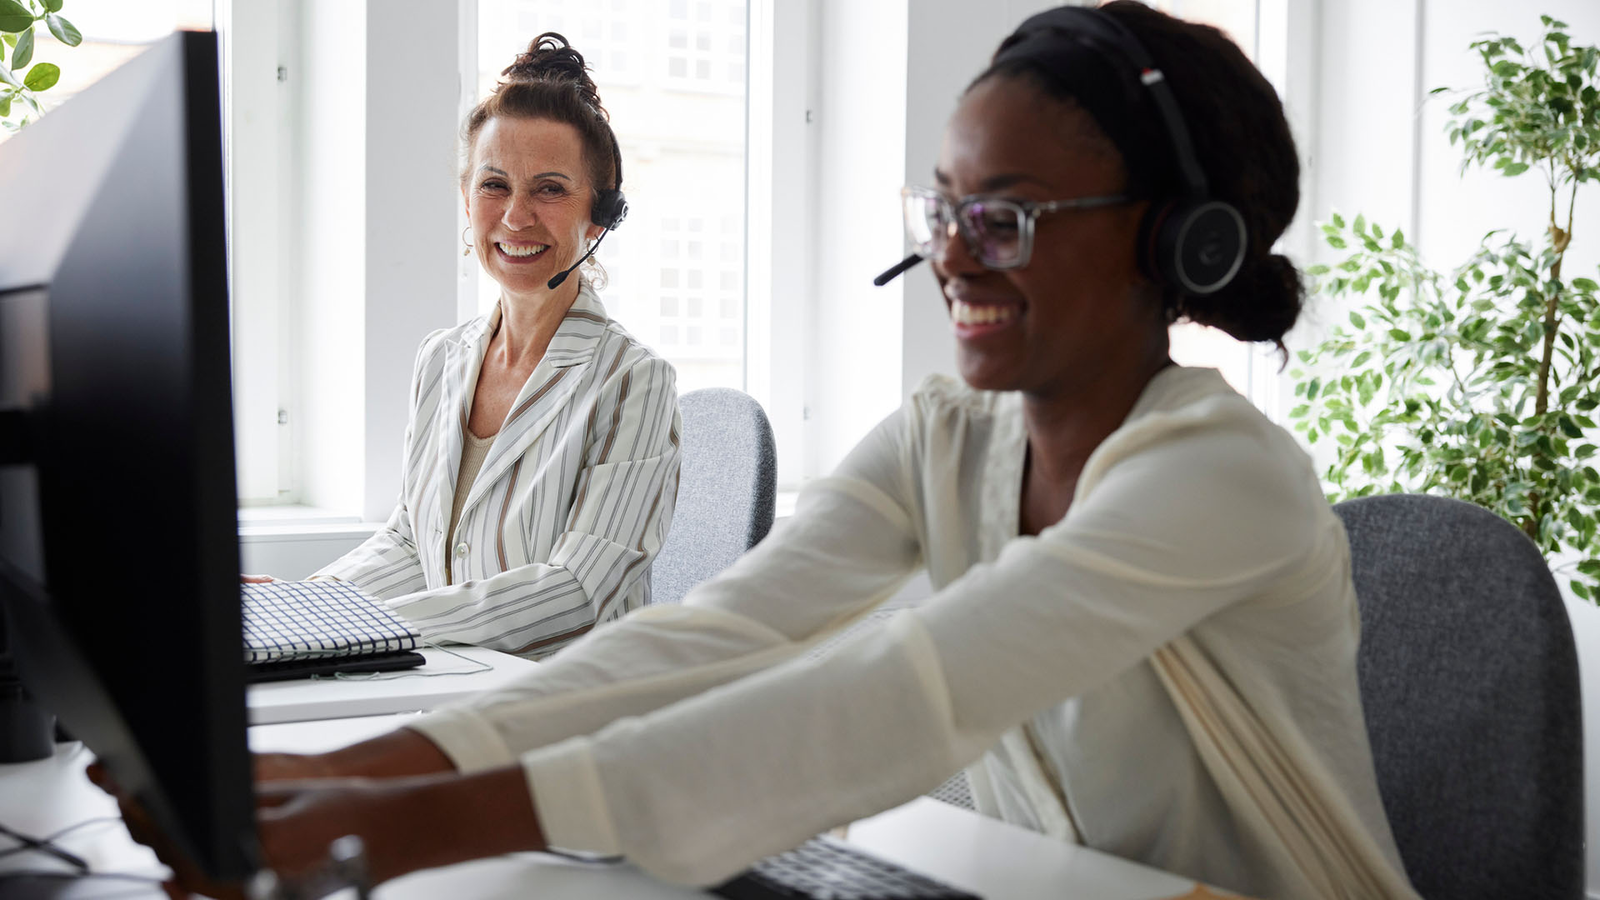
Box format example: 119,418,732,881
1291,15,1600,599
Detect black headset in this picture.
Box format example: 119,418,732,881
1014,6,1245,296
590,127,628,230
874,5,1247,295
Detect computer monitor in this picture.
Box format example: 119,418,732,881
0,31,257,878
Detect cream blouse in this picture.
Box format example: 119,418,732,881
447,430,496,584
411,367,1415,898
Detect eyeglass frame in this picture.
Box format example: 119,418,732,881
900,185,1134,270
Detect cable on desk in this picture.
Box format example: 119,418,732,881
0,817,168,895
42,815,124,844
0,820,91,871
319,642,495,682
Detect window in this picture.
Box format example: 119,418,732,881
475,0,749,394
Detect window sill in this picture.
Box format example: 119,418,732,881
238,505,375,542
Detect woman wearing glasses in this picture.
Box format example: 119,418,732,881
123,4,1417,898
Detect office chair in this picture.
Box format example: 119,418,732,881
651,388,777,606
1334,493,1584,899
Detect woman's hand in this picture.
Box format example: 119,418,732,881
254,752,336,784
86,762,249,900
240,574,276,583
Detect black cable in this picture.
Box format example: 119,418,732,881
42,815,122,844
0,821,90,871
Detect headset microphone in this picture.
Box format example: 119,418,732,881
547,227,611,291
873,253,925,286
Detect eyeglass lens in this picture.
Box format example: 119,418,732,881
902,192,1025,267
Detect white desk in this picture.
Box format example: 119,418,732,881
247,646,538,725
2,713,1214,899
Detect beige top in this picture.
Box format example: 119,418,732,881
411,367,1415,898
447,430,496,584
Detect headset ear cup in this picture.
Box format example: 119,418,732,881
592,189,628,230
1152,199,1246,296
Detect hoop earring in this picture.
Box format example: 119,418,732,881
461,225,473,257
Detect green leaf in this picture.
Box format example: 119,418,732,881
44,0,62,11
0,60,19,89
44,13,79,47
0,0,29,34
0,92,10,118
1388,328,1412,341
1503,161,1530,177
22,61,56,91
1574,277,1599,292
1330,212,1345,228
1575,580,1592,600
10,25,30,70
1350,311,1366,329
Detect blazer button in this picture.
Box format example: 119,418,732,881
455,542,469,557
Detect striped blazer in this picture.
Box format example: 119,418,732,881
314,285,681,658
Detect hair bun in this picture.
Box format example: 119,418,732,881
1178,253,1303,347
501,32,605,116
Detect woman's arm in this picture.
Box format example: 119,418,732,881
255,728,456,782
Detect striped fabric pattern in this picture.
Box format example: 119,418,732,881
313,284,681,659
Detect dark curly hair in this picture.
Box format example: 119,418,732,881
974,1,1303,351
460,32,621,198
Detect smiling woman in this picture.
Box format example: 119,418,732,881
298,33,682,659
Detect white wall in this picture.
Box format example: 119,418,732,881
292,0,367,516
804,0,909,476
361,2,464,522
747,0,817,489
289,0,462,523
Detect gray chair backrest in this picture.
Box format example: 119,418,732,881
651,388,777,605
1333,494,1583,899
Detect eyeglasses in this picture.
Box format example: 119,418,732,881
900,186,1132,270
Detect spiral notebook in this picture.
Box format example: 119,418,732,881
242,580,423,680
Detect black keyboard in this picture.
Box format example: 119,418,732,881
247,650,427,683
711,835,981,900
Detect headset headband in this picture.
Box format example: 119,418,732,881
995,6,1208,199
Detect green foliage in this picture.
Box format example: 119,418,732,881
1296,16,1600,600
0,0,79,133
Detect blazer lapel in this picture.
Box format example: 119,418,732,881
430,306,498,545
459,286,610,521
